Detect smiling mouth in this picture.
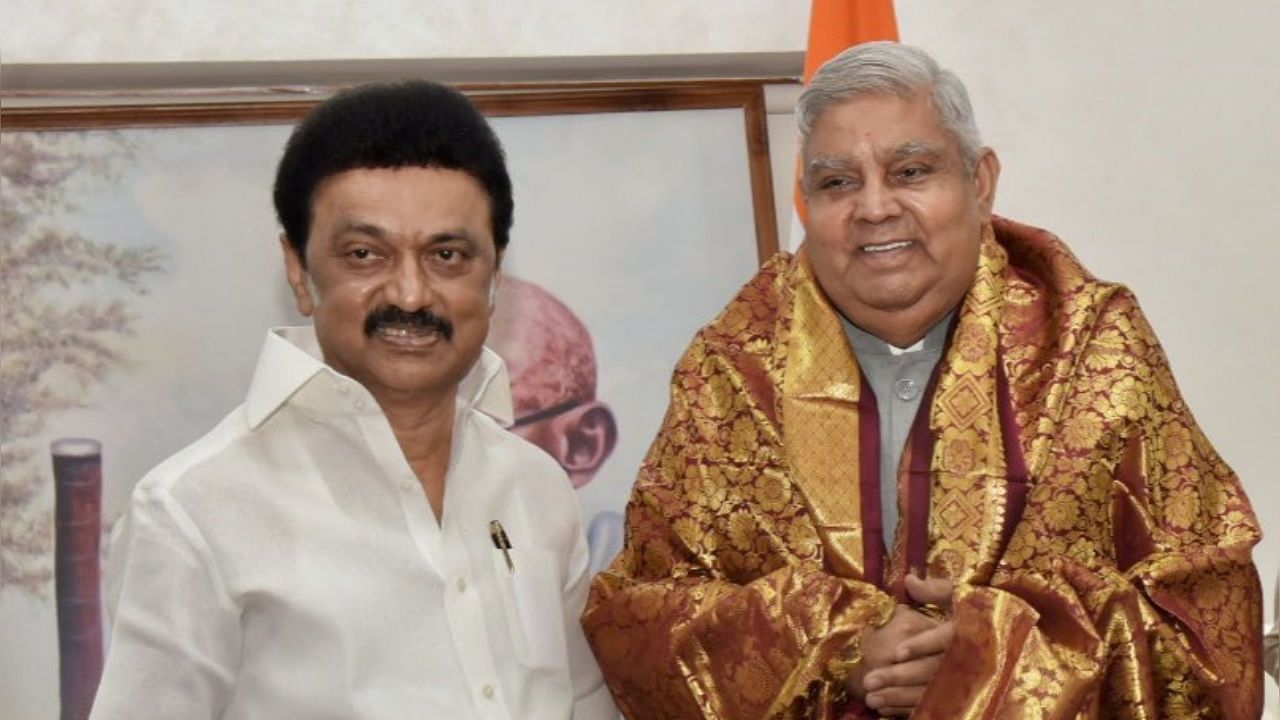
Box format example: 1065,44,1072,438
861,240,913,254
364,306,454,344
373,324,446,346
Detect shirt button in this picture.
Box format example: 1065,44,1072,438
353,398,365,411
894,378,919,401
482,684,495,699
456,578,467,593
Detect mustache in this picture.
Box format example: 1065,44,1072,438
363,306,453,341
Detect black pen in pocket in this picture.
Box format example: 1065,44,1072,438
489,520,515,574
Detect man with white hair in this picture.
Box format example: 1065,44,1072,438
584,42,1263,719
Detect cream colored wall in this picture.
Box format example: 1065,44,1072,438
0,0,806,62
3,0,1275,633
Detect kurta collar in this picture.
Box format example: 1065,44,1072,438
244,326,514,429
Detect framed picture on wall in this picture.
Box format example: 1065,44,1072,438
0,80,779,717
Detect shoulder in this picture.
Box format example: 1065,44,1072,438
649,253,801,426
128,401,317,536
112,405,257,598
993,217,1174,427
132,404,255,504
696,251,794,348
993,216,1149,347
666,251,798,383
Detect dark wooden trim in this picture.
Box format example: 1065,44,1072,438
741,87,780,261
0,77,799,105
0,55,803,95
1,80,779,262
1,101,316,130
458,77,796,92
0,82,770,128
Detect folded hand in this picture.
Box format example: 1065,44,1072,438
851,575,955,716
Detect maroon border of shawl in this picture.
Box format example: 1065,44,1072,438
906,370,943,578
858,371,886,590
995,351,1029,556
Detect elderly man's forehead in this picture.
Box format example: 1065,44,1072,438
803,93,961,158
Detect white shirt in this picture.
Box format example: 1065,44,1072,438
91,327,616,720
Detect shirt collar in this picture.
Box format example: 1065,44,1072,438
245,326,514,429
463,345,514,426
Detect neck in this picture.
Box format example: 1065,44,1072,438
378,391,457,523
849,304,954,349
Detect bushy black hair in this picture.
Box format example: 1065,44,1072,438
273,81,513,262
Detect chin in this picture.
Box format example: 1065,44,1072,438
857,288,932,314
363,365,453,395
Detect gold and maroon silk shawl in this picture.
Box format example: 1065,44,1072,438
583,217,1263,719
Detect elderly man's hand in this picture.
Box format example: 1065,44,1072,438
850,575,955,716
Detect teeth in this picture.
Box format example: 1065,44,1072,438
378,326,435,338
863,241,912,253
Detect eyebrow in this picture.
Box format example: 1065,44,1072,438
427,230,478,246
806,142,948,175
335,220,389,240
335,220,477,245
885,141,946,164
806,154,856,175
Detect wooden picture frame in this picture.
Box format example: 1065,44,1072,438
0,80,779,717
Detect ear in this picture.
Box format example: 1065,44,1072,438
488,267,502,312
279,233,315,317
553,401,617,483
973,147,1001,221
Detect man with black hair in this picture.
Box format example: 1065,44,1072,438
92,82,615,720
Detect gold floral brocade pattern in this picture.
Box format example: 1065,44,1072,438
583,216,1263,719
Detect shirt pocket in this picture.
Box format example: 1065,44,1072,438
491,548,569,670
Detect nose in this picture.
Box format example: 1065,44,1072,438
385,256,434,311
853,176,901,224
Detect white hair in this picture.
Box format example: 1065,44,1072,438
797,41,983,171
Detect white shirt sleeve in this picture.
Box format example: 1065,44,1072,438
1265,674,1279,720
91,484,241,720
562,521,617,720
